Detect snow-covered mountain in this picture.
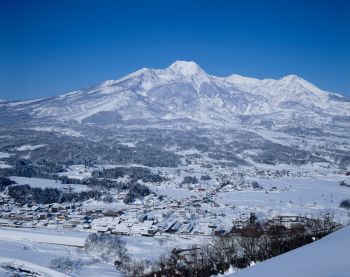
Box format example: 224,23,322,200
1,61,349,127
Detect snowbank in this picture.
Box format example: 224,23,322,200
229,225,350,277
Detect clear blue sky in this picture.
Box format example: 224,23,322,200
1,0,349,100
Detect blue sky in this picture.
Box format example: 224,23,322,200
0,0,349,100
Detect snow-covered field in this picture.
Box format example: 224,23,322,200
57,165,93,180
0,161,11,169
0,227,199,276
0,227,120,276
229,225,350,277
0,152,13,168
10,176,89,192
0,256,68,277
216,175,350,224
0,228,87,247
123,234,203,262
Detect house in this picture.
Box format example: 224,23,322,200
104,210,124,217
38,213,48,220
63,223,77,229
133,199,143,206
167,221,182,233
50,205,59,213
147,227,158,236
180,222,194,234
1,212,10,219
94,225,110,233
83,223,91,230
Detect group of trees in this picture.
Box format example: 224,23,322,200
50,257,78,274
0,161,64,179
181,176,198,184
208,151,248,166
251,181,263,190
0,177,15,191
84,233,153,276
123,182,152,204
339,181,350,210
0,161,91,184
85,177,153,205
3,176,152,206
339,180,350,187
339,199,350,210
200,175,211,181
248,141,326,166
7,185,101,205
92,167,165,183
0,129,182,186
85,233,129,264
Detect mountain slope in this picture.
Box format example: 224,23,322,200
1,61,349,127
1,62,349,169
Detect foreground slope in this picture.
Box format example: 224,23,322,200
0,227,120,277
230,225,350,277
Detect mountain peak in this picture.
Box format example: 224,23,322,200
280,74,304,83
279,74,321,89
168,60,205,76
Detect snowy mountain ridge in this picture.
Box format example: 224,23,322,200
1,61,349,127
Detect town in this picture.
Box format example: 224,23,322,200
0,167,348,240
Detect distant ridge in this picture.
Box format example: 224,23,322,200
1,61,349,127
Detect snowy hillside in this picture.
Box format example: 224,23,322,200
229,225,350,277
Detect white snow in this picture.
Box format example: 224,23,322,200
168,60,205,76
0,256,68,277
28,126,83,137
216,175,350,224
0,161,12,169
15,144,46,151
228,225,350,277
0,227,87,247
10,176,89,192
0,152,13,158
57,165,93,180
0,227,121,276
6,98,45,107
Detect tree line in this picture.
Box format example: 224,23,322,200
7,184,101,205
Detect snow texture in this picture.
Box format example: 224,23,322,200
228,225,350,277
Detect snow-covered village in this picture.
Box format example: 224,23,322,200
1,0,350,276
0,156,349,275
